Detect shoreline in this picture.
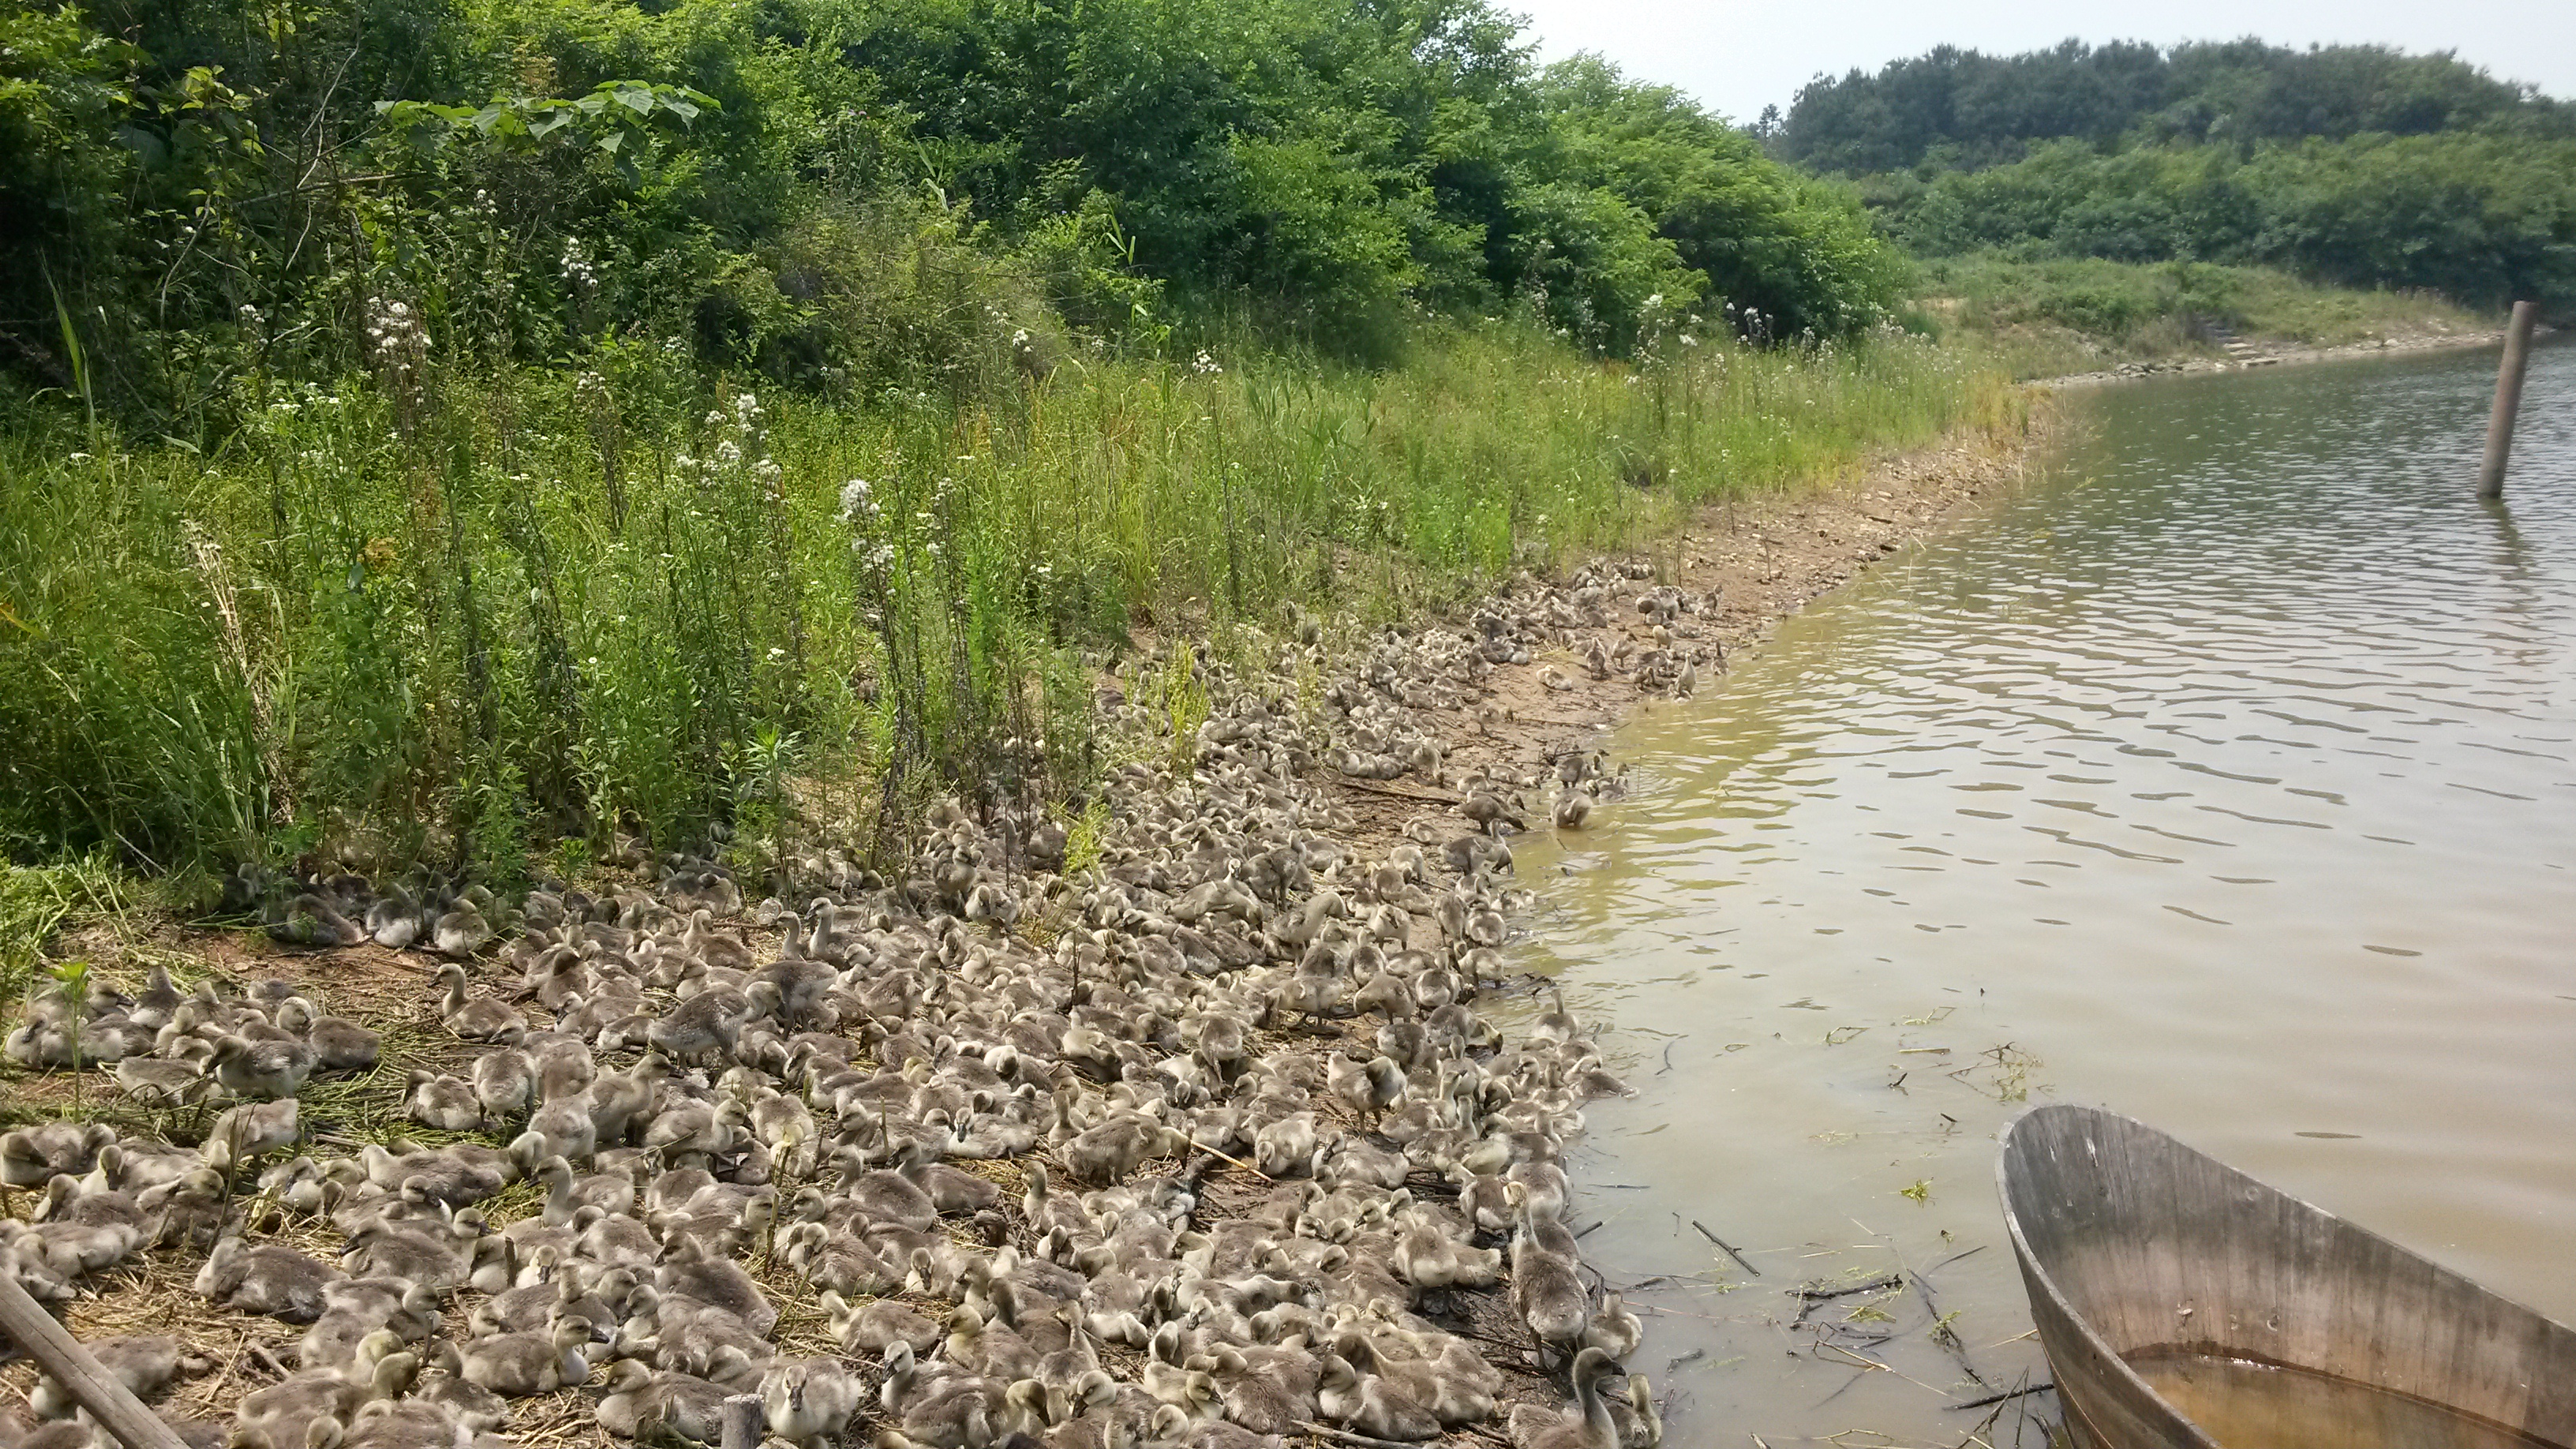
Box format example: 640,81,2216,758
2045,321,2515,388
1308,406,2058,843
0,402,2062,1449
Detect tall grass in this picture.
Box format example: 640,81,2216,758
0,321,2010,881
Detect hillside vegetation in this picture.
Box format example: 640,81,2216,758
1914,256,2487,378
2,0,1904,431
0,0,2010,884
1773,39,2576,314
1778,38,2572,172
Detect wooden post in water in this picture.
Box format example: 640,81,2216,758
2477,301,2540,500
0,1271,188,1449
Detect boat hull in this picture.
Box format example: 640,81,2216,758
1997,1104,2576,1449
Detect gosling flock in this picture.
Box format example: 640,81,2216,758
0,560,1721,1449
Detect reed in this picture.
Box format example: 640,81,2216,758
0,320,2009,879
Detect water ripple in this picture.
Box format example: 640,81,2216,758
1511,340,2576,1447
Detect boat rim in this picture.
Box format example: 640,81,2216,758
1995,1103,2576,1449
1994,1104,2221,1449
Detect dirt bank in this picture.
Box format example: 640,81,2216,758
2049,320,2515,388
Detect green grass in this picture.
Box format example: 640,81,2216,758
0,320,2012,879
1913,254,2490,378
0,856,137,1003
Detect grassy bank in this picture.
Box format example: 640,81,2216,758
1913,254,2490,378
0,324,2014,886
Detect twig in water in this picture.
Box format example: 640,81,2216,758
1815,1342,1889,1372
1691,1219,1760,1276
1792,1273,1901,1300
1814,1365,1873,1408
1946,1382,2054,1411
1574,1219,1604,1241
1889,1245,1987,1388
1659,1038,1679,1074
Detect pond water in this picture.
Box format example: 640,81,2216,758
1518,338,2576,1447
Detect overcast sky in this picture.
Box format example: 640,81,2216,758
1502,0,2576,123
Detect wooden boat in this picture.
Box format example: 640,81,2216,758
1996,1104,2576,1449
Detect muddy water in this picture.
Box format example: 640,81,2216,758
2122,1350,2563,1449
1517,339,2576,1447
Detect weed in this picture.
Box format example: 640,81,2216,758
1058,798,1111,880
47,958,92,1114
1,324,2006,878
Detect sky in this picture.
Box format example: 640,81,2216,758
1500,0,2576,123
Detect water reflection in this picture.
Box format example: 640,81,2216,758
1513,339,2576,1446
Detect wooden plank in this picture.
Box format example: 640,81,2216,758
0,1271,189,1449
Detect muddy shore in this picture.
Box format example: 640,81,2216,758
0,404,2056,1449
1333,416,2053,834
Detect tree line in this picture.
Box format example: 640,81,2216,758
1766,39,2576,310
1777,37,2573,175
0,0,1905,433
